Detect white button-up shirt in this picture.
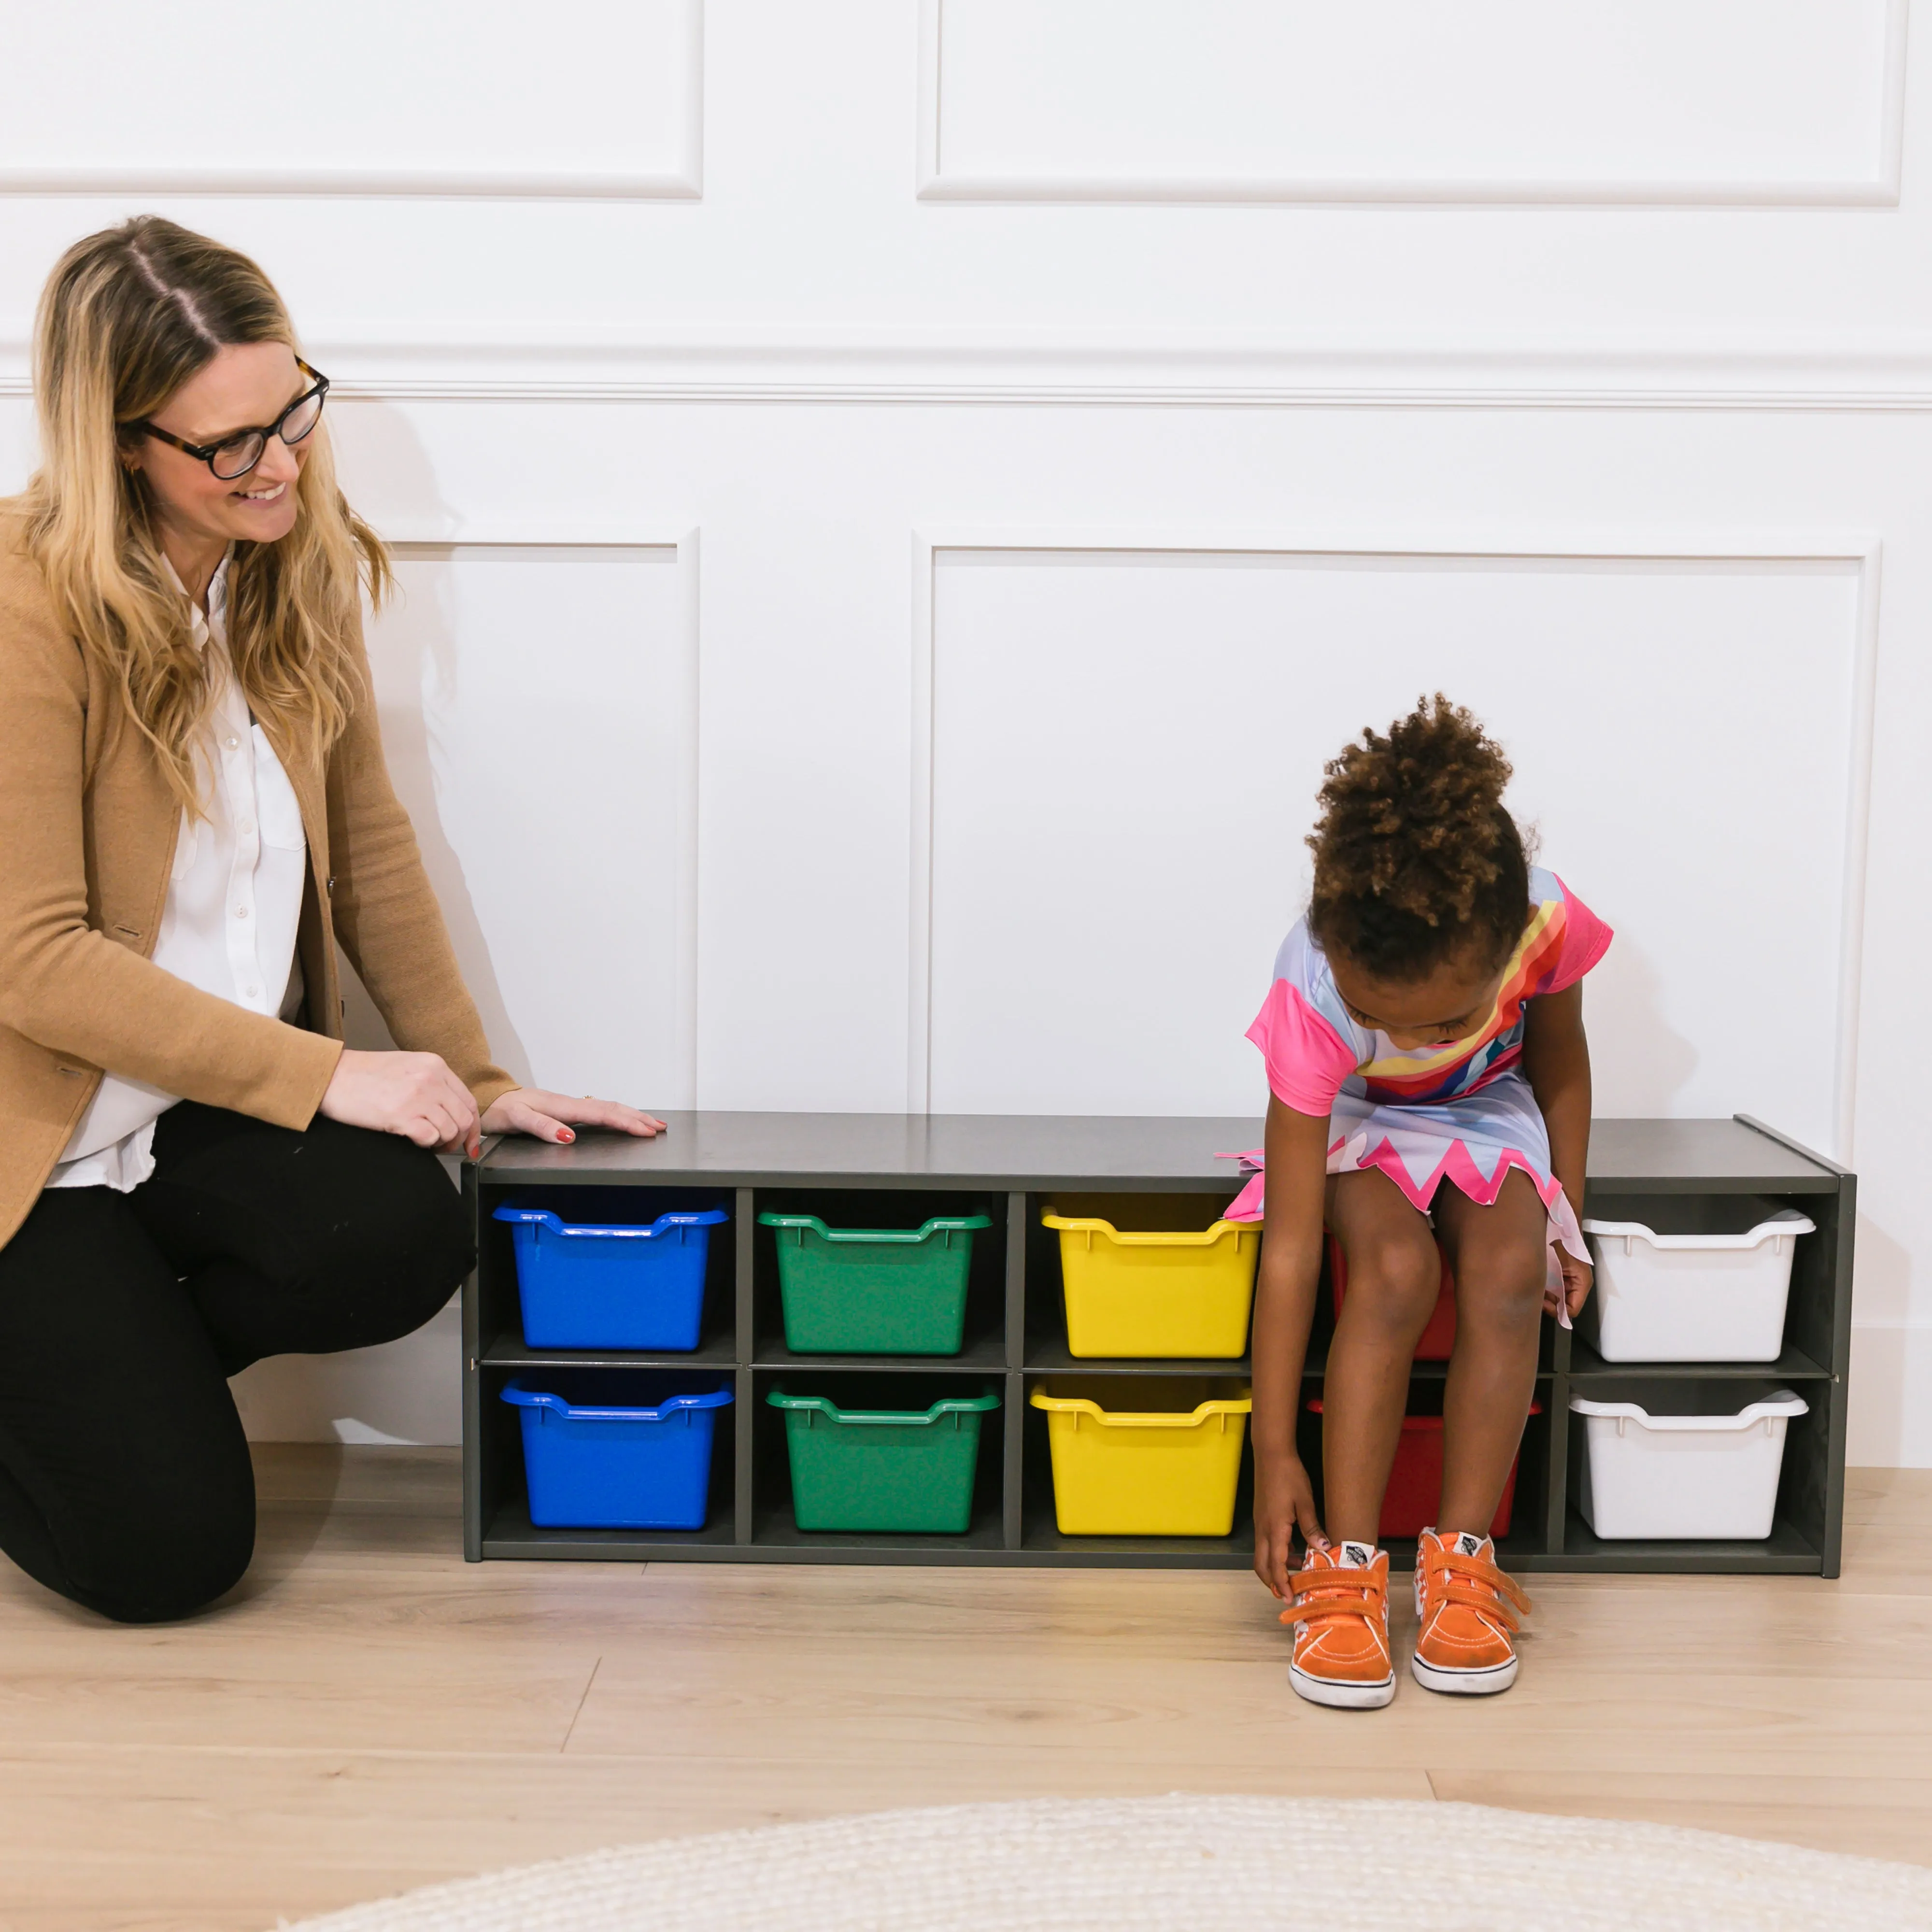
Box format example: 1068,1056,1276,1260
48,551,308,1192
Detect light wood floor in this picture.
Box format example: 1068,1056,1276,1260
0,1452,1927,1932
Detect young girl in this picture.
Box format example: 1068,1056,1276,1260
1243,696,1607,1707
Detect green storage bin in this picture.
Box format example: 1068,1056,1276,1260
758,1211,991,1354
767,1386,999,1532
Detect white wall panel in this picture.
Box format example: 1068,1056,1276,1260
0,0,701,197
924,0,1903,204
925,545,1865,1150
368,540,695,1112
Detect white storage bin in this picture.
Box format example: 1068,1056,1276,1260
1569,1381,1808,1539
1581,1194,1813,1363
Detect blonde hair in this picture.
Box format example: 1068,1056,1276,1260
23,215,390,813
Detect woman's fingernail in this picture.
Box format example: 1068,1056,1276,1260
559,1129,575,1142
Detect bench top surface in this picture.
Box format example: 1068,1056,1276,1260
475,1112,1843,1193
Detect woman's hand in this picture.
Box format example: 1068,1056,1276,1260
320,1048,481,1156
1550,1248,1594,1321
1253,1452,1327,1602
480,1089,667,1146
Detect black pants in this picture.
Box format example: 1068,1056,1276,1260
0,1102,472,1624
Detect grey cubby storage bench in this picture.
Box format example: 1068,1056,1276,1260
463,1112,1853,1576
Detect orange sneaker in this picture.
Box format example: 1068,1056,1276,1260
1284,1541,1394,1708
1411,1527,1531,1695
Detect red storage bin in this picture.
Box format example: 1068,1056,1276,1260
1307,1398,1539,1540
1327,1232,1456,1360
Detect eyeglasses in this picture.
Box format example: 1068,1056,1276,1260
128,358,329,482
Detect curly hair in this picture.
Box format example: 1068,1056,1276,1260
1306,695,1530,982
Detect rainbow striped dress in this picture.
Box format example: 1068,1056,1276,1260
1227,867,1611,1284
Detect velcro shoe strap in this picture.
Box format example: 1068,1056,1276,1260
1425,1548,1533,1617
1283,1567,1387,1629
1434,1579,1523,1634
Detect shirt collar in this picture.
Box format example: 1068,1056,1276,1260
160,545,236,651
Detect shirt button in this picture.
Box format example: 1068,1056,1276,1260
234,906,250,920
226,736,240,750
245,986,259,999
239,819,255,836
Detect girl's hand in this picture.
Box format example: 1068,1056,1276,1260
480,1089,667,1147
320,1048,482,1157
1253,1453,1327,1601
1549,1248,1594,1321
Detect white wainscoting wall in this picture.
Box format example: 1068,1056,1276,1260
2,0,1929,1463
919,539,1871,1147
920,0,1907,205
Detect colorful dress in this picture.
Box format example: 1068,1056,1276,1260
1225,867,1611,1292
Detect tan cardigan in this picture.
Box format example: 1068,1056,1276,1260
0,498,517,1252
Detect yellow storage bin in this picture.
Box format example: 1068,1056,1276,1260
1042,1195,1259,1358
1031,1378,1251,1536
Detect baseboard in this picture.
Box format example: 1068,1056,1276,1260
1847,1325,1932,1468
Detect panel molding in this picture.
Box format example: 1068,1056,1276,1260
908,528,1881,1164
384,525,702,1109
916,0,1910,208
13,329,1932,411
0,0,703,201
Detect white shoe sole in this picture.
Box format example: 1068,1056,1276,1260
1411,1651,1518,1695
1291,1663,1396,1709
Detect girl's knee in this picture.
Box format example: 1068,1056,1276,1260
1455,1242,1548,1330
1345,1233,1443,1330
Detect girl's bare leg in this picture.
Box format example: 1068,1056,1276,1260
1322,1169,1444,1545
1431,1167,1549,1537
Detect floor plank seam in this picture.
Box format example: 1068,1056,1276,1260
560,1657,602,1753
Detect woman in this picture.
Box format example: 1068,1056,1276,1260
0,216,660,1624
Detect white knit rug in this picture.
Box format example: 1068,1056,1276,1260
283,1794,1932,1932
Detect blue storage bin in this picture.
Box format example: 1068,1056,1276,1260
502,1373,733,1530
494,1198,728,1350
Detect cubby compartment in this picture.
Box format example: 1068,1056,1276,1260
759,1206,990,1355
495,1192,729,1352
480,1184,736,1366
1569,1379,1809,1540
503,1370,733,1530
1030,1377,1252,1537
1298,1376,1552,1563
1024,1187,1247,1372
479,1363,738,1551
753,1190,1007,1368
1021,1380,1256,1557
1306,1386,1542,1541
1039,1193,1259,1360
1580,1193,1815,1364
767,1381,999,1532
752,1370,1007,1549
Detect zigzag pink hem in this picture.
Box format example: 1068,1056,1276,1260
1347,1132,1557,1215
1219,1137,1589,1267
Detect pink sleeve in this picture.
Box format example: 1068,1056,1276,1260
1542,876,1613,994
1245,980,1358,1116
